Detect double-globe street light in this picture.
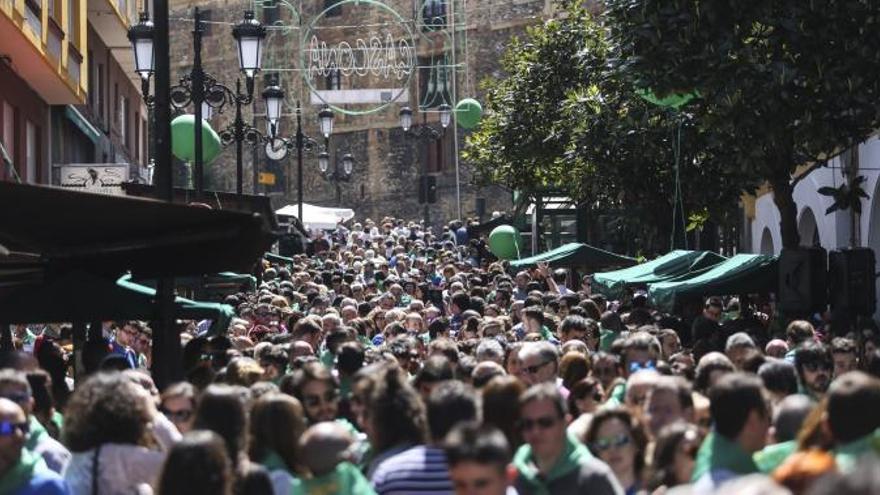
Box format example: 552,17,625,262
318,150,353,205
398,104,452,224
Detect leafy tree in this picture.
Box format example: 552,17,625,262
464,1,755,253
605,0,880,248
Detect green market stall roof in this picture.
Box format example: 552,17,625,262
0,182,275,279
648,254,778,311
0,271,234,333
592,250,727,298
508,243,637,270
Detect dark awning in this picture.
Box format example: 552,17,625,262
508,243,637,271
0,270,234,333
0,182,275,279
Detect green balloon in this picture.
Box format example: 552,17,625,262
455,98,483,129
637,88,698,109
488,225,523,260
171,114,222,165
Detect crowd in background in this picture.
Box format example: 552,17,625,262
4,216,880,494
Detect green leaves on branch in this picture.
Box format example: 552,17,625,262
818,176,870,215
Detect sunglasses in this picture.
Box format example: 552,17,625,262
519,415,559,432
523,360,552,375
0,421,29,436
590,433,631,453
629,360,656,373
802,362,831,372
162,408,193,422
304,391,339,408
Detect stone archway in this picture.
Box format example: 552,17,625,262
798,207,820,247
760,227,775,255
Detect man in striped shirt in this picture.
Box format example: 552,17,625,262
370,381,478,494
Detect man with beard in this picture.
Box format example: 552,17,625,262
794,342,833,400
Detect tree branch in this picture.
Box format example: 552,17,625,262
790,161,826,188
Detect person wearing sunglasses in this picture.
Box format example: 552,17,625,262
0,370,70,475
517,342,561,389
585,407,648,495
512,383,622,495
291,362,342,424
794,341,833,400
0,397,70,494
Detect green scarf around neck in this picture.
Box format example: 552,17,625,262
24,416,47,453
691,430,759,482
513,433,592,495
291,461,375,495
0,448,41,494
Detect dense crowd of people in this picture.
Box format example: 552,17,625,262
4,216,880,494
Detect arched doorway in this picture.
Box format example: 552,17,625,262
867,182,880,319
760,227,774,255
798,207,820,247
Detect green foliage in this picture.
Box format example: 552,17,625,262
605,0,880,247
464,1,756,252
817,176,870,215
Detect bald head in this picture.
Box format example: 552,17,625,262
298,421,354,475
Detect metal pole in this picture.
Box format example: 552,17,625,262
192,8,204,200
296,100,304,221
235,79,243,195
449,2,462,221
152,0,181,390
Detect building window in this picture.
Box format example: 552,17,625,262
262,0,280,24
425,133,446,173
67,0,80,48
134,112,140,162
97,64,105,127
422,0,447,30
419,54,452,109
119,94,127,145
325,67,341,90
324,0,341,17
25,121,36,183
2,102,15,176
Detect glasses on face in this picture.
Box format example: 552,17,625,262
803,362,831,373
590,433,631,453
0,421,29,436
519,415,559,432
304,390,339,408
162,408,193,422
523,360,552,375
629,360,656,373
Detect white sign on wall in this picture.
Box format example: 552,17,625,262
59,164,129,195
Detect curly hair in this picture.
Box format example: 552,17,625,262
62,372,154,452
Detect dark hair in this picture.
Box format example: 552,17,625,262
156,430,233,495
649,422,701,490
694,352,735,393
708,373,767,439
522,306,545,325
443,422,511,471
584,407,648,476
248,393,307,474
482,375,525,449
193,384,249,467
559,352,590,391
414,355,455,389
336,342,365,376
519,382,566,419
831,337,857,355
826,371,880,444
427,381,478,442
786,320,815,346
451,292,471,312
758,358,799,397
567,376,603,415
62,372,154,452
367,366,428,453
794,341,832,379
291,362,337,403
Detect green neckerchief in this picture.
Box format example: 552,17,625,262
261,450,292,473
754,440,797,473
691,430,759,482
540,325,554,341
291,462,376,495
599,328,620,352
0,448,41,494
51,410,64,431
24,416,47,452
604,382,626,408
320,350,335,368
835,428,880,472
513,433,593,495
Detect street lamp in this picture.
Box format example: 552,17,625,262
318,105,334,139
231,10,266,96
260,82,331,221
320,150,354,204
439,103,453,129
128,13,155,101
399,106,414,132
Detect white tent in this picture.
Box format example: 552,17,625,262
275,203,355,230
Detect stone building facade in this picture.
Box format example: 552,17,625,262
167,0,561,226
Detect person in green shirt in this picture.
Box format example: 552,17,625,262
692,373,769,490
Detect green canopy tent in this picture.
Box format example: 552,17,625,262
508,243,637,270
593,250,727,298
265,252,295,265
0,271,234,335
125,272,257,301
648,254,778,311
